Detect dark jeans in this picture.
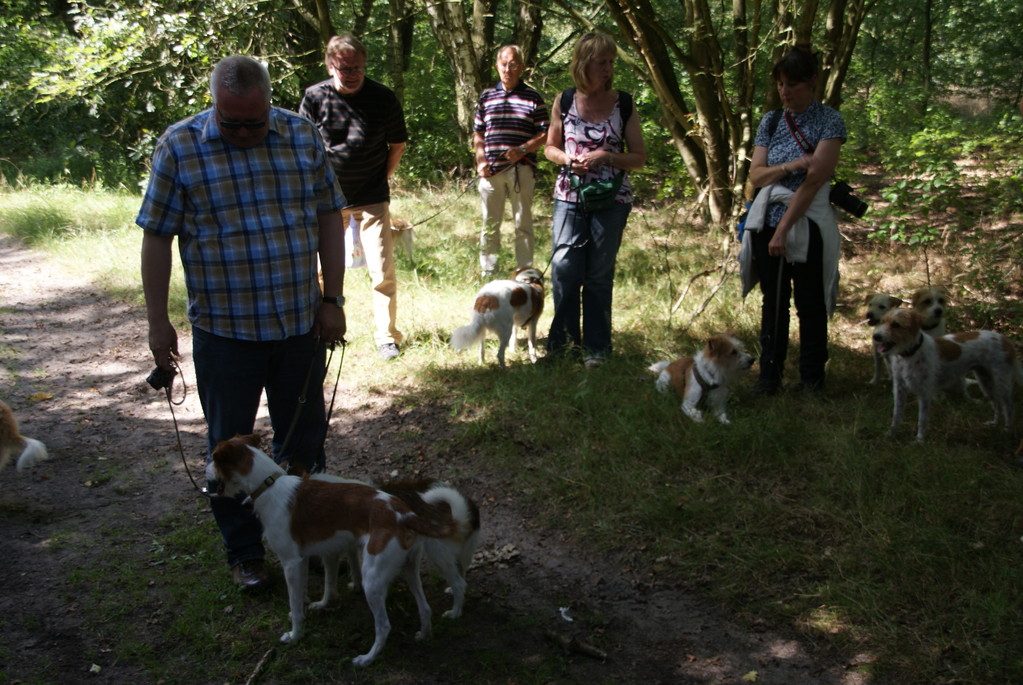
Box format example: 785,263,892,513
193,326,327,567
751,220,829,387
547,199,630,358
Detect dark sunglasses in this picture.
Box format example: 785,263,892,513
216,105,267,130
218,119,266,130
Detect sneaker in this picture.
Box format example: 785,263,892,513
583,356,605,369
378,343,400,361
231,559,271,590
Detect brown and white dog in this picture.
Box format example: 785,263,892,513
864,294,903,384
0,400,48,473
872,308,1022,441
208,435,460,666
911,286,950,337
451,267,544,366
287,462,482,620
649,333,755,424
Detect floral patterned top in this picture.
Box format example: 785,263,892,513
554,91,634,205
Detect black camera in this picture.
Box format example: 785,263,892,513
829,180,868,218
146,365,177,391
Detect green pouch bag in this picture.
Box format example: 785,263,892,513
570,171,625,213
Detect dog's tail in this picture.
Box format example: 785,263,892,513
450,322,484,352
15,437,48,471
422,484,482,570
649,361,672,394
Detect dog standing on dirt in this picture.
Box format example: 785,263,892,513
865,294,903,384
872,308,1021,441
649,333,755,425
287,462,482,620
451,267,544,366
209,435,459,667
0,400,48,473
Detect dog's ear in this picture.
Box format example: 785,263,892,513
864,294,877,305
238,433,262,448
885,295,903,308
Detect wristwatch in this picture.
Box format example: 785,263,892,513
321,295,345,308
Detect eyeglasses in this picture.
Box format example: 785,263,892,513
331,64,365,76
218,118,266,130
216,107,266,130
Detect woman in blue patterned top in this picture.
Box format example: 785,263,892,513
543,32,646,367
742,45,846,396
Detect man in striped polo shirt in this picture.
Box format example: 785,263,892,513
472,45,549,279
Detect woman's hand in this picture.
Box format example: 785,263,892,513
768,225,790,258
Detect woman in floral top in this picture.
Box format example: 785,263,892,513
543,32,646,367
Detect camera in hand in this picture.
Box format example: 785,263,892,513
146,365,177,390
829,180,868,218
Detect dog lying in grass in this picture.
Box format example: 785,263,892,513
649,333,755,425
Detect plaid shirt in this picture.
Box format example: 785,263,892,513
137,107,345,341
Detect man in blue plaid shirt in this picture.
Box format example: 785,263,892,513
138,55,346,590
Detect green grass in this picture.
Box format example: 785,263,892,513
3,183,1023,683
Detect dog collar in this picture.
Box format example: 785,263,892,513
250,473,281,501
922,320,941,332
899,334,925,358
693,365,720,392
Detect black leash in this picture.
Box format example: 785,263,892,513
409,176,479,228
153,337,345,498
155,357,214,499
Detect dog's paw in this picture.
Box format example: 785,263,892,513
280,630,300,644
442,609,461,619
309,599,330,610
716,415,731,425
353,653,375,667
414,627,432,641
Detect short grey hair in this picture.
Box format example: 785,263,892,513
210,56,272,106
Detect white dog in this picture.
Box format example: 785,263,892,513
911,286,950,337
209,435,459,667
451,267,544,366
649,333,755,425
864,294,903,384
286,463,482,620
873,308,1022,441
0,400,48,473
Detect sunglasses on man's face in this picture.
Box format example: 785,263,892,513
216,106,267,130
218,118,266,130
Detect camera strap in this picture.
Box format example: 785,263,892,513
784,111,815,155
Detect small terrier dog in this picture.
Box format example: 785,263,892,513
864,294,903,384
872,308,1021,441
0,400,48,473
451,267,544,366
649,333,755,424
911,286,950,337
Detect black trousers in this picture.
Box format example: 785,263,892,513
751,220,829,387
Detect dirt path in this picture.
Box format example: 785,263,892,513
0,234,866,683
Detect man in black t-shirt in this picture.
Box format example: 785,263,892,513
300,33,407,361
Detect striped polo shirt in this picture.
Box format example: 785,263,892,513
136,107,345,342
473,81,549,176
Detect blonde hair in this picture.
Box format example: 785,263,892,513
569,32,617,93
